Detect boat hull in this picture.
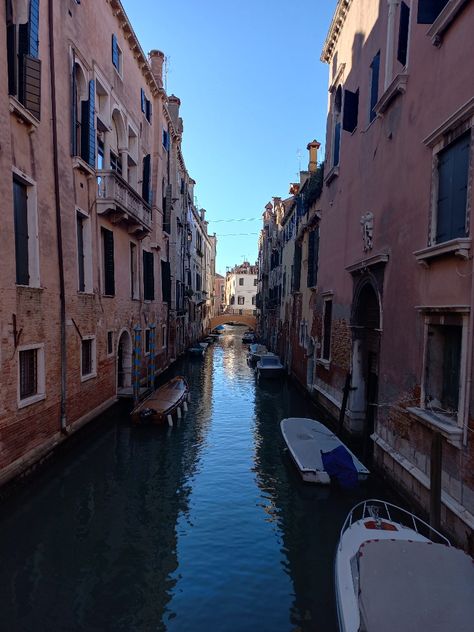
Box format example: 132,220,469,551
130,376,189,424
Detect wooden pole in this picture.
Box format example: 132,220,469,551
430,432,443,531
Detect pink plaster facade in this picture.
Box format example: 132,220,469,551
0,0,214,487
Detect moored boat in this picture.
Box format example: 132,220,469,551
335,499,474,632
247,343,267,365
280,417,369,485
242,331,255,343
188,345,205,356
130,376,189,425
256,353,284,379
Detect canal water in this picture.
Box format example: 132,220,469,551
0,327,395,632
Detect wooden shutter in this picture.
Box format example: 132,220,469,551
13,179,29,286
142,154,151,203
343,89,359,133
161,260,171,303
28,0,40,58
369,52,380,122
436,133,470,244
21,55,41,119
333,121,341,166
112,34,119,69
146,98,152,123
143,251,155,301
102,228,115,295
417,0,448,24
141,88,146,113
81,80,96,167
71,62,77,156
307,228,320,288
397,2,410,66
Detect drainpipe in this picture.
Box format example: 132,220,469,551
384,0,401,90
48,0,68,432
463,259,474,446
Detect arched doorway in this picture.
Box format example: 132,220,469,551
349,282,381,462
117,330,132,390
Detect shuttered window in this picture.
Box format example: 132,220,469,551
343,89,359,133
141,89,152,122
397,2,410,66
111,34,121,72
102,228,115,296
161,260,171,303
143,251,155,301
322,299,333,361
19,349,37,399
417,0,448,24
28,0,40,58
77,213,85,292
333,121,341,166
292,242,302,292
81,339,93,377
80,80,96,167
369,52,380,123
436,132,470,244
13,178,29,286
142,154,151,204
307,227,320,288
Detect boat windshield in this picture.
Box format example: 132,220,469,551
260,356,280,367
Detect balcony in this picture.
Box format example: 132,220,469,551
97,170,152,237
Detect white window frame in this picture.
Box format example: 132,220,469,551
112,41,123,78
80,335,97,382
12,168,41,289
17,343,46,409
130,241,139,300
76,207,93,293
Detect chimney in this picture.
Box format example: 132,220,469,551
168,95,180,125
149,50,165,88
200,208,206,222
307,140,321,173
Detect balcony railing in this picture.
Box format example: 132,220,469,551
97,170,152,235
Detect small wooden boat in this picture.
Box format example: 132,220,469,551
280,417,369,485
335,499,474,632
188,345,205,356
131,376,189,424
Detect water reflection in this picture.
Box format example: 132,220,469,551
0,327,396,632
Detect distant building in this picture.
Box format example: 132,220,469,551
213,274,225,316
225,262,258,316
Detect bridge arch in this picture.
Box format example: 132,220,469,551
209,314,256,331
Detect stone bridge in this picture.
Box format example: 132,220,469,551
209,313,257,331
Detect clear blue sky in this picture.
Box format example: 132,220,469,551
122,0,338,275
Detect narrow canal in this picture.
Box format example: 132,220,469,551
0,328,395,632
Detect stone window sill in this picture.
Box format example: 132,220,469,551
427,0,469,47
316,358,331,370
324,165,339,185
9,96,39,128
374,73,408,115
414,238,471,266
407,406,463,447
81,372,97,383
73,156,96,176
18,393,46,409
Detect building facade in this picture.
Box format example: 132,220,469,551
224,261,258,316
258,0,474,550
0,0,215,487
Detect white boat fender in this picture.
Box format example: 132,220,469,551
183,401,188,412
167,414,173,427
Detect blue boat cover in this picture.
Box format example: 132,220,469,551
320,445,358,490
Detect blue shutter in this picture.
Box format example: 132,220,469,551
369,52,380,122
141,88,146,113
112,34,119,69
436,133,470,244
28,0,40,58
333,121,341,166
397,2,410,66
81,80,96,167
13,179,29,285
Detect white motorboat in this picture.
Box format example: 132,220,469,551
242,332,255,343
335,499,474,632
280,417,369,485
256,353,284,378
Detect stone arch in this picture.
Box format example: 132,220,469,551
209,314,257,330
117,328,132,390
111,108,127,152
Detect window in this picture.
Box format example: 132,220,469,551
161,260,171,303
322,298,333,361
307,227,320,288
76,210,92,292
162,127,169,151
332,85,342,166
238,278,244,286
110,150,122,176
417,0,448,24
102,228,115,296
71,69,95,167
18,344,45,407
142,154,151,204
397,2,410,66
143,251,154,301
77,213,85,292
130,242,139,299
343,88,359,133
111,34,122,75
369,52,380,123
6,0,42,119
292,242,302,292
254,278,258,286
107,331,114,356
252,296,256,306
81,337,96,380
238,296,245,305
141,88,152,123
13,173,40,287
435,132,470,244
162,324,167,349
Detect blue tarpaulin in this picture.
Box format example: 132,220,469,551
320,445,358,490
